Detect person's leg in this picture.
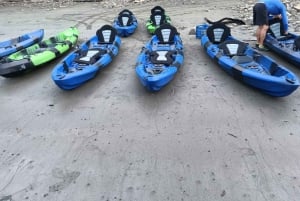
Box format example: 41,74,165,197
253,3,259,46
258,24,269,46
255,26,261,47
253,3,269,50
257,25,269,50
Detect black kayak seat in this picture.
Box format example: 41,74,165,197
218,40,253,64
96,25,117,44
150,11,166,26
150,24,178,65
268,18,285,39
75,49,106,65
154,23,178,44
150,50,174,65
119,9,133,16
268,19,294,41
118,13,133,26
219,40,248,56
206,23,231,44
232,55,253,64
151,6,165,15
268,18,300,50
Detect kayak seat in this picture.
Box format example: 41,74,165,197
39,41,49,48
96,25,117,44
269,19,300,50
219,40,248,56
48,36,64,44
206,22,231,44
219,40,253,64
75,49,107,65
154,23,178,44
150,11,166,26
119,9,133,16
150,50,175,65
26,45,39,55
268,18,294,40
151,5,165,15
118,13,133,26
268,18,285,39
232,55,253,64
39,34,69,48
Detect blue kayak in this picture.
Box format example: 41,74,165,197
113,9,138,37
196,18,299,97
0,29,44,58
52,25,121,90
136,23,184,91
264,18,300,67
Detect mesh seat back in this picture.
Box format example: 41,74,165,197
218,40,248,56
268,18,285,38
150,11,166,26
151,6,165,15
96,25,117,43
119,9,133,16
206,23,231,44
118,13,133,26
154,23,178,44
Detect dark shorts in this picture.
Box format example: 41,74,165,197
253,3,268,26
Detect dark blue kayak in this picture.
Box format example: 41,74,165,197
196,18,299,97
264,18,300,67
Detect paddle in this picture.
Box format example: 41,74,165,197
204,17,246,25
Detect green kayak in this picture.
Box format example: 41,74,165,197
146,6,171,35
0,27,79,77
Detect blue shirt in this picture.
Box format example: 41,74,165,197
260,0,288,31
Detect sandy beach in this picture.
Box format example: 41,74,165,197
0,1,300,201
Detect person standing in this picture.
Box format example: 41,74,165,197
253,0,288,51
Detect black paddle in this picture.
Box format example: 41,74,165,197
204,17,246,25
